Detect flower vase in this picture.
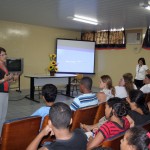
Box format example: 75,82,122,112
50,71,55,76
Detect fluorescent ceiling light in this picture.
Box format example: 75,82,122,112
145,5,150,10
73,15,98,25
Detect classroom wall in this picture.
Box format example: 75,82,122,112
0,20,81,89
93,44,150,87
0,20,150,89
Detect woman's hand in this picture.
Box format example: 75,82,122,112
13,73,20,81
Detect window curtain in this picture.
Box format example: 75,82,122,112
81,30,126,49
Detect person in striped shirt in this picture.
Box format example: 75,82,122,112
70,76,98,111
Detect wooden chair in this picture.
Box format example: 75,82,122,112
0,116,41,150
96,132,124,150
40,115,55,146
93,102,106,124
70,105,99,131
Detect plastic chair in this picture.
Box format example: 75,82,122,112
0,116,41,150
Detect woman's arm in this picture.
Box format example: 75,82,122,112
97,92,106,103
126,115,134,127
87,131,104,150
80,123,99,132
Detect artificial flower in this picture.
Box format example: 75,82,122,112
48,54,58,72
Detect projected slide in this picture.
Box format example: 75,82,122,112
56,39,95,74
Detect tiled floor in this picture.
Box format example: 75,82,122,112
7,87,99,120
6,89,74,120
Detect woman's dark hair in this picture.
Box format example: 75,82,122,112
138,57,146,65
107,97,128,118
0,47,6,54
126,127,150,150
129,89,149,115
123,73,134,94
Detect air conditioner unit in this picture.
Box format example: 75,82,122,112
126,32,142,44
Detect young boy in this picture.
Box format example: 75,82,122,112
27,102,87,150
70,77,98,111
31,84,57,127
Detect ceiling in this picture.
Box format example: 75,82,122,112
0,0,150,31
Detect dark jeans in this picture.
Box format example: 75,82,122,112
134,79,144,89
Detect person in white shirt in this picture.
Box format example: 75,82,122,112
97,75,115,103
134,57,150,89
115,73,137,98
140,74,150,93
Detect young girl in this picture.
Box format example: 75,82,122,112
87,97,130,150
97,75,115,103
120,127,150,150
126,89,150,125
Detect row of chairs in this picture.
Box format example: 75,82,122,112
40,102,106,145
1,93,150,150
0,102,106,150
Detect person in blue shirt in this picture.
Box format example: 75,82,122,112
70,76,98,111
31,84,57,128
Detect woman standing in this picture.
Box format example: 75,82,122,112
134,57,150,89
0,47,19,136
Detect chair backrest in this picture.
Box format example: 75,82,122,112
99,132,124,150
70,105,99,131
0,116,41,150
93,102,106,124
41,115,49,130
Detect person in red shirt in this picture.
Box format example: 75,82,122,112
87,97,130,150
0,47,19,136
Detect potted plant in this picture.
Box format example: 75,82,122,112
48,54,58,76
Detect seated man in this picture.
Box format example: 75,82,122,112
31,84,57,127
27,102,87,150
70,76,98,111
140,74,150,93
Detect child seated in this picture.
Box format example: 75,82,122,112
86,97,131,150
120,127,150,150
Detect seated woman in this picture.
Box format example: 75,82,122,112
115,73,137,98
140,74,150,94
120,127,150,150
97,75,115,103
86,97,130,150
126,89,150,125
